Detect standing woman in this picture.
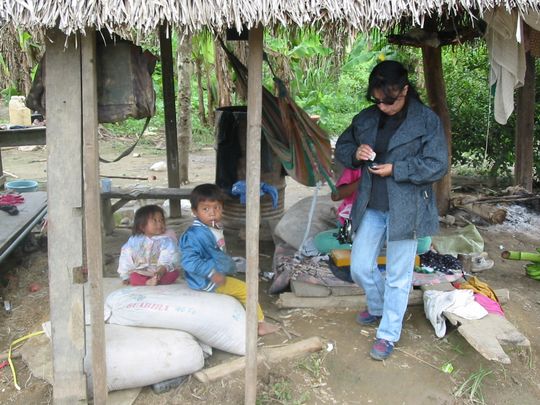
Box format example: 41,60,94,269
335,61,448,360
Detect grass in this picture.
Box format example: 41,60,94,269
256,378,310,405
454,366,493,404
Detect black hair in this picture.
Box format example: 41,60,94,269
366,60,421,103
190,184,225,210
132,204,165,235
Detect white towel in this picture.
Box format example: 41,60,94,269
423,289,488,338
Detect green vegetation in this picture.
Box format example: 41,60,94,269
454,366,493,404
1,29,538,181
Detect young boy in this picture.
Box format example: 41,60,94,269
180,183,279,336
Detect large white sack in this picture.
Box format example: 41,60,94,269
106,283,246,355
274,194,338,250
85,324,204,392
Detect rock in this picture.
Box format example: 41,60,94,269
149,161,167,171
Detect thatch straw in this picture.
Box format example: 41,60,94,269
0,1,539,36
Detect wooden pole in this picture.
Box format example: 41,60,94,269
81,30,107,404
245,25,263,405
422,44,452,215
45,29,87,403
515,51,536,192
159,24,181,217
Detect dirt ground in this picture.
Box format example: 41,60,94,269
1,140,540,405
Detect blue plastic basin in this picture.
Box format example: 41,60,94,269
5,179,38,192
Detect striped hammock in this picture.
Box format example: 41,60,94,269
222,45,336,193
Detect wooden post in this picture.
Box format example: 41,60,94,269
245,25,263,405
515,51,536,192
81,30,107,403
45,30,87,403
422,44,452,215
177,33,193,184
159,24,181,217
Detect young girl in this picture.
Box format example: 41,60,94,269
117,204,180,286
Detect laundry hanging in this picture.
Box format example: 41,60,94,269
221,44,335,193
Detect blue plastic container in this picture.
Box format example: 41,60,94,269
5,179,39,192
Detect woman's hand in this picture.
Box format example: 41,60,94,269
211,272,226,286
355,144,375,161
369,163,393,177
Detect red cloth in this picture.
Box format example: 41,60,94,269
474,293,504,316
129,269,180,286
0,193,24,206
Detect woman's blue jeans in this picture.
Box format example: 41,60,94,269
350,209,417,342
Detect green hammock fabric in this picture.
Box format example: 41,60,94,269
222,45,336,193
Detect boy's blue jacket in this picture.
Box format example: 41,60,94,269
179,219,236,291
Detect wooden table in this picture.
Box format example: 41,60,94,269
0,191,47,263
101,186,193,235
0,127,46,187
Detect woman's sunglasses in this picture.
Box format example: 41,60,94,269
368,95,399,105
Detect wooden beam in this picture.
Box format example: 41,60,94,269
514,51,535,192
245,25,263,405
0,127,46,147
422,41,452,215
45,29,87,403
159,24,181,217
81,30,107,404
194,337,324,383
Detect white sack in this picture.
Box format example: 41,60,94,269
106,283,246,355
274,194,337,250
85,324,204,392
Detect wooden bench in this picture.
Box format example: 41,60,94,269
101,186,193,234
0,191,47,264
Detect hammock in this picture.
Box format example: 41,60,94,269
221,45,336,193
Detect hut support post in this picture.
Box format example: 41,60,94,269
245,25,263,405
81,30,108,403
515,51,535,192
422,44,452,215
159,24,181,217
46,30,87,403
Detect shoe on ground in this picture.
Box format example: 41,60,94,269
370,338,394,361
471,253,494,273
356,310,382,325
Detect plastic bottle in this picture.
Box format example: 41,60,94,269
151,375,188,394
9,96,31,126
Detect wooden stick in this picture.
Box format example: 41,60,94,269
194,336,324,384
99,174,156,181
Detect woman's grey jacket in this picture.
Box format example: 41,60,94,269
335,98,448,242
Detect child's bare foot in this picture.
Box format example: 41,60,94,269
146,276,158,286
258,321,280,336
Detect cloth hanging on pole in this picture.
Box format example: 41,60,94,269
221,43,335,193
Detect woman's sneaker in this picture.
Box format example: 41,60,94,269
370,338,394,360
356,310,382,325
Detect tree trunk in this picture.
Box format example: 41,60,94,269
176,33,193,184
514,51,536,192
205,64,215,126
214,41,232,107
195,58,206,125
422,45,452,215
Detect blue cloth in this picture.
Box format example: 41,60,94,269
231,180,278,209
335,98,448,241
179,219,236,292
351,209,417,343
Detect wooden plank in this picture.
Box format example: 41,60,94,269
195,337,324,384
444,312,530,364
159,24,181,217
0,127,46,147
277,290,424,309
101,186,193,200
45,29,87,403
515,50,535,192
0,191,47,260
81,30,107,404
245,25,264,405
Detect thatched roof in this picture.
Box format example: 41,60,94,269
0,1,539,36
